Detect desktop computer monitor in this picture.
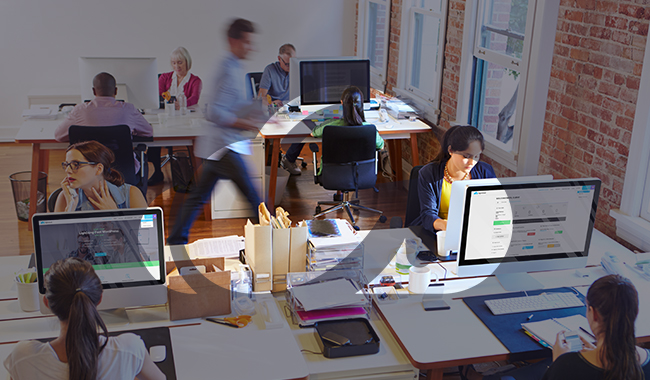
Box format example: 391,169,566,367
79,57,159,110
300,60,370,105
32,208,167,323
456,179,600,291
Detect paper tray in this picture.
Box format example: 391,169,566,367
314,318,380,358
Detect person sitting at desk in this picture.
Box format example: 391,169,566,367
54,141,148,212
409,125,495,232
149,47,203,186
54,72,153,175
3,258,165,380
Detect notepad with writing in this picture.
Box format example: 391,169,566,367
521,315,595,348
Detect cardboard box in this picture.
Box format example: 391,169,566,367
166,258,231,321
244,223,273,291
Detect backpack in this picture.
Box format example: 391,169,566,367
170,149,195,193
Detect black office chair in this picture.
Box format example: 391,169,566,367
245,72,263,99
310,125,384,230
68,125,149,196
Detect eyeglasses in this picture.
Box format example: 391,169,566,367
452,152,481,162
61,160,97,172
279,56,289,67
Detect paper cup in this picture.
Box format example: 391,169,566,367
436,230,448,256
16,281,40,312
408,266,431,294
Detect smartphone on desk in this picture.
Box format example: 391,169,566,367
422,294,450,311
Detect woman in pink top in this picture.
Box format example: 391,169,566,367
150,47,202,185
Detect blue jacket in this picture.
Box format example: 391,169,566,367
408,160,496,233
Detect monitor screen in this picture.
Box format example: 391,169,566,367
299,60,370,105
33,208,165,295
458,179,600,273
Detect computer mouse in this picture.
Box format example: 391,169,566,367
149,345,166,363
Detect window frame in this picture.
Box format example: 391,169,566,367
455,0,560,174
356,0,391,90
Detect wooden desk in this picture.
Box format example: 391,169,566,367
260,110,431,208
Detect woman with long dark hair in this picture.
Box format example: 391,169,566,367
3,258,164,380
409,125,496,232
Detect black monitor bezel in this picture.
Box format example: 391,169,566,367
299,59,371,106
32,208,166,294
457,179,601,268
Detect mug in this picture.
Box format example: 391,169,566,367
408,266,439,294
16,281,40,312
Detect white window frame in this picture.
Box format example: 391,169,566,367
610,35,650,251
393,0,448,122
356,0,391,90
455,0,560,174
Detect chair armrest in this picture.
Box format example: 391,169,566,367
310,143,320,181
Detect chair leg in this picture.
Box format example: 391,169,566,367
317,200,340,207
349,203,383,215
160,153,172,168
343,203,356,226
314,204,345,219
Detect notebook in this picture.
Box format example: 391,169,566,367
521,315,595,348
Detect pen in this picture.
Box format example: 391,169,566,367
205,318,239,328
579,326,596,340
527,314,534,321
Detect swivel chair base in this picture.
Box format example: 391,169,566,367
314,192,384,230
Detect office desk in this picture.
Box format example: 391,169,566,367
260,111,431,207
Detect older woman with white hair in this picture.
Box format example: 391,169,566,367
150,47,203,185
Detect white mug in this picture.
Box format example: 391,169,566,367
16,281,40,312
408,266,439,294
436,230,448,256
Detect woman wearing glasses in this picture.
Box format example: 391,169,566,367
54,141,148,212
409,125,495,232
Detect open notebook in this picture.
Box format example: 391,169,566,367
521,315,596,348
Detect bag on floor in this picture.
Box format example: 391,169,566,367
171,150,195,193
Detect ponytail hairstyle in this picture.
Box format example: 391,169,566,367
66,141,124,186
341,86,365,126
45,258,108,380
434,125,485,162
586,274,644,380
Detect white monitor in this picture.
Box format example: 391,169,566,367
33,208,167,323
444,175,553,256
456,179,600,291
289,56,366,106
79,57,159,109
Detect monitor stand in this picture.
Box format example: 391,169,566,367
496,273,544,292
99,308,130,327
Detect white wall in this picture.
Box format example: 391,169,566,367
0,0,356,127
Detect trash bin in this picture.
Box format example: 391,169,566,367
9,171,47,221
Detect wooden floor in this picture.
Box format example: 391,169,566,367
1,143,409,256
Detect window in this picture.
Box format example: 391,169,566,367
457,0,560,174
357,0,390,89
393,0,448,120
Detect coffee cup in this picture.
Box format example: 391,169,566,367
408,266,439,294
436,230,448,256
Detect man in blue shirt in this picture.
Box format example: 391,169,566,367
259,44,304,176
168,18,262,245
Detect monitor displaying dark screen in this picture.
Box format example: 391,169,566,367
300,60,370,105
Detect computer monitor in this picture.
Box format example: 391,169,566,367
456,179,600,291
79,57,159,109
32,208,167,324
300,60,370,106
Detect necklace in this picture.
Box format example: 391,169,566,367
444,162,470,184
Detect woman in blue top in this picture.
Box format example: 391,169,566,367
54,141,148,212
409,125,495,232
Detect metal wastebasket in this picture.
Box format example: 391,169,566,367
9,171,47,221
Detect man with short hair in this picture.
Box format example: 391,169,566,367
168,18,263,245
54,72,153,174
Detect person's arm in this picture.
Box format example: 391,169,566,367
135,352,165,380
54,105,82,142
311,119,335,138
417,165,443,232
128,186,148,208
375,132,385,150
158,72,171,96
128,105,153,137
258,65,272,101
185,76,202,107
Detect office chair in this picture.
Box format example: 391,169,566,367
390,165,424,228
47,188,63,212
310,125,385,230
68,125,150,196
245,72,263,99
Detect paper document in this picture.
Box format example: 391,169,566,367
522,315,595,348
187,235,244,259
291,278,367,311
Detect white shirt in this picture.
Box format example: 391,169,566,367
169,71,191,98
4,333,146,380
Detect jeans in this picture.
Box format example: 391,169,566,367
167,150,260,245
284,143,305,163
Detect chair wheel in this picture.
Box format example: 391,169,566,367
353,225,360,231
379,215,387,223
301,162,308,168
315,206,322,214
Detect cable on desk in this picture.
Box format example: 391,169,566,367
436,261,447,280
300,349,321,355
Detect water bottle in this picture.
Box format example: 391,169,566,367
177,93,187,116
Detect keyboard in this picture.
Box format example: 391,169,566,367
485,292,584,315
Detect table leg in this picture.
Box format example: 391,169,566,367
426,368,443,380
410,133,420,166
28,144,42,231
268,139,280,206
394,140,403,182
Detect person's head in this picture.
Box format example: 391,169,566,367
76,232,91,252
227,18,256,60
340,86,365,126
586,274,643,379
91,72,117,97
44,258,108,380
107,230,125,252
435,125,485,173
277,43,295,73
170,47,192,77
62,141,124,189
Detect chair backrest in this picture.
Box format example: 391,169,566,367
68,125,137,187
320,125,378,192
404,165,424,226
245,72,263,99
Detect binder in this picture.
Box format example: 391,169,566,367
289,225,308,272
244,223,272,291
272,228,291,291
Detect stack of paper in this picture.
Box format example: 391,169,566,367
385,99,418,119
307,219,363,271
22,106,59,119
186,235,244,259
521,315,595,348
290,278,368,325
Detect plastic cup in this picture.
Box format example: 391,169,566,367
16,281,40,312
436,230,448,256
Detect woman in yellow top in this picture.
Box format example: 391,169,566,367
409,125,495,232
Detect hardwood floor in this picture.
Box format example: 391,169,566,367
0,143,409,256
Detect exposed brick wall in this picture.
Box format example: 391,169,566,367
386,0,402,95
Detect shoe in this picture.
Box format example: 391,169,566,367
148,171,164,186
281,155,301,175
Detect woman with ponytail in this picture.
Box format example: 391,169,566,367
54,141,148,212
3,258,164,380
409,125,495,233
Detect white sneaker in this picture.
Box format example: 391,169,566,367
281,155,301,175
